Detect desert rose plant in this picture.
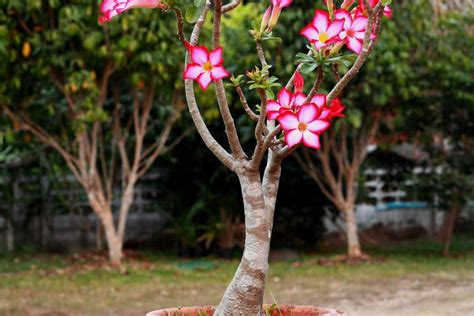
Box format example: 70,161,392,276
100,0,390,313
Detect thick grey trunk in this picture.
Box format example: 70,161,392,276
262,153,282,233
344,208,362,257
215,172,272,315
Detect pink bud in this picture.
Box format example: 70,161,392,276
260,7,272,32
294,71,305,93
267,5,282,32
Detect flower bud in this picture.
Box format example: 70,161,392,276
267,5,282,32
260,7,272,32
294,71,305,93
329,41,345,56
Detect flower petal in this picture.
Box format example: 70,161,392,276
285,129,303,148
310,94,326,109
183,64,204,80
209,47,224,66
293,92,307,107
334,9,352,29
298,104,318,123
319,108,332,120
277,112,299,130
352,16,368,31
190,45,209,65
307,120,330,134
210,66,229,80
302,131,321,149
313,9,329,33
267,100,281,112
326,19,344,38
278,0,293,8
278,88,292,107
300,24,319,42
347,37,363,54
197,72,212,90
384,5,393,19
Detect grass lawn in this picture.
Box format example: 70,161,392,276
1,236,473,316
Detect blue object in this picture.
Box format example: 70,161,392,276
376,201,429,211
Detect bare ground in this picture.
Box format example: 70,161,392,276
1,253,473,316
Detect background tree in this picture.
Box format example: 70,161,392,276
0,1,186,265
402,1,474,256
293,0,464,257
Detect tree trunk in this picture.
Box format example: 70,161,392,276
440,202,461,257
344,208,362,258
5,217,14,252
215,171,272,315
117,180,136,244
89,197,123,266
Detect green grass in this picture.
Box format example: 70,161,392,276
0,235,473,315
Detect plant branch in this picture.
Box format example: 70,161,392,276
213,0,246,159
304,66,324,103
222,0,242,13
236,84,259,121
183,1,236,171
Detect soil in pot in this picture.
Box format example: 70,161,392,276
146,304,347,316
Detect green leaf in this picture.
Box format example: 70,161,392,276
299,63,317,74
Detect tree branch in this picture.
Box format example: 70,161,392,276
222,0,242,13
212,0,246,159
183,1,236,171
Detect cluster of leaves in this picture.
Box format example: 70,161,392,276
0,1,184,143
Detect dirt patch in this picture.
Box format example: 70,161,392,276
315,254,388,266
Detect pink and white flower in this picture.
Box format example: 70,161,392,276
334,9,369,54
267,88,306,120
277,104,330,149
99,0,166,24
300,10,345,50
183,45,230,91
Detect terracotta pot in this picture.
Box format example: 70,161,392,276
146,305,347,316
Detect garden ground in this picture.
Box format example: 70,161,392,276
1,236,474,316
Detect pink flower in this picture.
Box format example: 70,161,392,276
99,0,166,24
334,9,369,54
271,0,293,8
310,94,346,120
357,0,392,19
300,10,345,50
260,7,273,32
277,104,330,149
183,45,230,91
267,88,306,120
266,0,293,32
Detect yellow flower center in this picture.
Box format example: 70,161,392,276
318,32,329,43
203,62,213,72
298,122,308,132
